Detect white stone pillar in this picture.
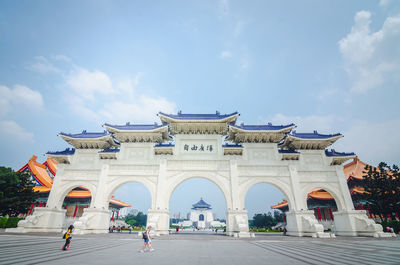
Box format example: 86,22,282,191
147,159,170,235
285,166,330,237
226,210,250,237
332,166,393,237
72,165,110,234
46,166,65,209
6,207,67,233
225,160,250,237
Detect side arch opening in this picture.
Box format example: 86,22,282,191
244,182,289,233
304,187,340,231
60,185,92,228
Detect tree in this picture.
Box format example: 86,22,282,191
123,211,147,227
361,162,400,220
0,167,39,217
251,212,279,229
273,210,284,223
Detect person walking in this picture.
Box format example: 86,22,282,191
62,225,74,251
139,226,154,253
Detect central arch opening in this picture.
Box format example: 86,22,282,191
169,178,227,234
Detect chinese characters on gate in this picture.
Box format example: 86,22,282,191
183,144,213,152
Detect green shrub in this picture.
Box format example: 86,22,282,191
378,220,400,233
0,217,8,228
5,217,24,228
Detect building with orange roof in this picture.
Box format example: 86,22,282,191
271,157,398,226
18,155,131,221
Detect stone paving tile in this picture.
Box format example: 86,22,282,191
0,233,399,265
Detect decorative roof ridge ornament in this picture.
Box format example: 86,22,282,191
158,110,239,121
46,148,76,156
325,149,355,157
325,149,356,166
289,130,342,139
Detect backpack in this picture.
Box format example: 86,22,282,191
63,232,67,239
142,231,148,239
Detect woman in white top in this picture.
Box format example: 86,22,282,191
139,226,154,252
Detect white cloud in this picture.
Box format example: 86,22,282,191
12,85,44,110
0,84,43,116
0,85,11,115
0,120,34,142
99,95,177,124
62,66,176,124
339,11,400,92
266,113,399,165
26,56,61,74
334,119,400,166
52,54,71,62
66,67,113,100
379,0,392,7
220,51,232,59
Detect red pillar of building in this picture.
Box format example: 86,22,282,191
86,204,89,208
28,204,34,215
283,213,286,223
73,204,78,218
111,211,115,221
322,209,326,220
43,202,46,207
116,211,119,221
328,208,334,220
38,201,43,207
360,204,364,210
316,207,321,220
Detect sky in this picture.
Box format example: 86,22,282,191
1,0,399,218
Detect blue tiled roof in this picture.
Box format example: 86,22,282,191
192,198,212,209
99,148,120,153
59,130,109,138
104,122,166,130
278,149,300,154
154,143,175,147
325,149,355,157
46,148,75,155
289,130,342,139
158,111,239,120
233,122,295,131
222,143,243,148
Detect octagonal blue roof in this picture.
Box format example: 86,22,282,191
192,198,212,209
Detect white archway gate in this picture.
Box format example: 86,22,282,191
11,112,388,237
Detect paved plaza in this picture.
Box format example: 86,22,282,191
0,232,399,265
